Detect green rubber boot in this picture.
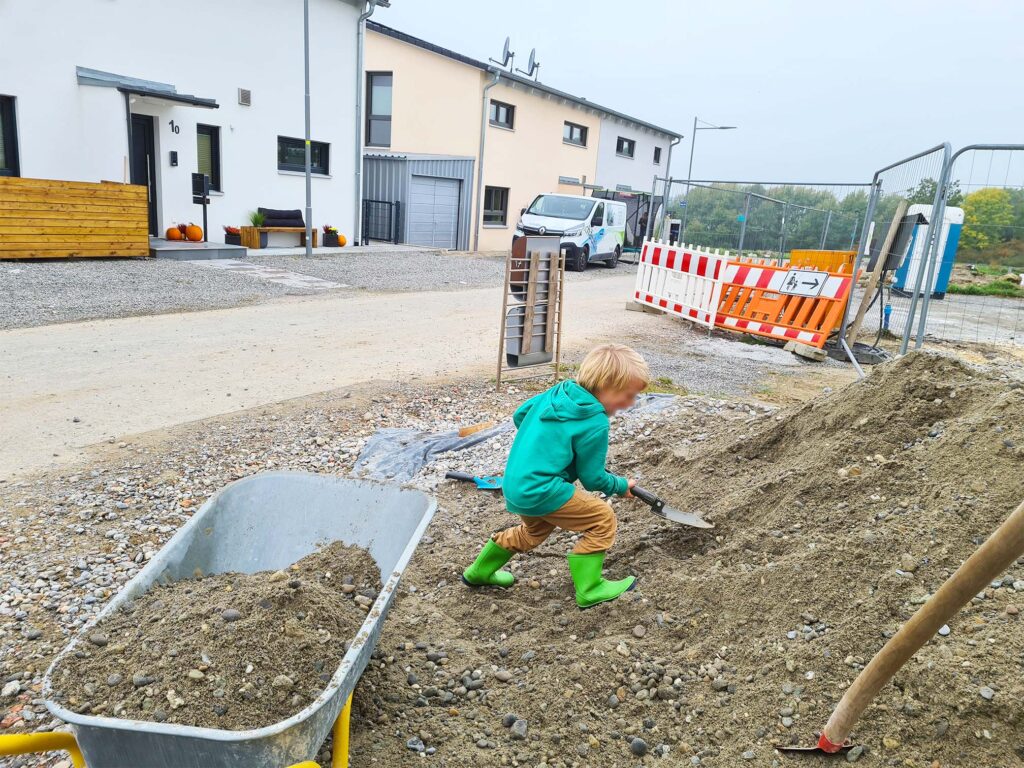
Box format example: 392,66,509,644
462,539,515,588
566,552,636,609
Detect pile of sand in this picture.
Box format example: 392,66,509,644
349,352,1024,767
51,542,381,730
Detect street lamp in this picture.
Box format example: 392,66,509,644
680,117,737,239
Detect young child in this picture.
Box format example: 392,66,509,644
462,344,649,608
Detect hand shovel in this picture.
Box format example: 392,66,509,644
631,486,714,529
445,471,503,491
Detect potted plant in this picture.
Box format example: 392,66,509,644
224,225,242,246
248,210,268,248
322,224,340,248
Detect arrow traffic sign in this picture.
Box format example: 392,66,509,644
779,269,828,297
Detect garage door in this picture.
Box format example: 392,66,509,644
408,175,461,249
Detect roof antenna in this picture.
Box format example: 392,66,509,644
516,48,540,81
489,36,514,71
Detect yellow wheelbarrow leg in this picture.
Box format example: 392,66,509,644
0,731,86,768
333,692,353,768
287,692,352,768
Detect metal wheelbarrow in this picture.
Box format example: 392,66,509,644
32,471,436,768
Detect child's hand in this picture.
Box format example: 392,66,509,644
625,479,637,498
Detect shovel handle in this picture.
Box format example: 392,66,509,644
444,471,476,483
631,486,659,507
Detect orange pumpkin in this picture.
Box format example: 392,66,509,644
166,227,184,241
185,224,204,242
337,233,347,247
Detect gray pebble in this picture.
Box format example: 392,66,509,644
106,674,123,687
510,718,528,740
406,737,425,752
222,609,242,622
742,750,756,760
630,737,648,757
132,673,155,688
88,632,109,647
846,744,864,762
501,712,518,728
979,686,995,700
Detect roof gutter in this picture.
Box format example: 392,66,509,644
354,0,378,245
473,67,502,252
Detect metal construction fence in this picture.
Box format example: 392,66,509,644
839,143,1024,356
650,178,873,257
653,141,1024,360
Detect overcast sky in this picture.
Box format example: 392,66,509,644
375,0,1023,184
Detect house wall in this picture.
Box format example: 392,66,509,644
0,0,360,242
595,117,674,194
480,81,600,251
363,32,482,158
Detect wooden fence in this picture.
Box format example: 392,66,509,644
0,177,150,258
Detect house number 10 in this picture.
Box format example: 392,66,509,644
168,120,181,134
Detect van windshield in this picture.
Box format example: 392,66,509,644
526,195,594,220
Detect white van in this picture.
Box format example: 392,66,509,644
513,193,627,271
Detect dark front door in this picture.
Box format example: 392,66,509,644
129,114,158,235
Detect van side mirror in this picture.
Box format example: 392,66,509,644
520,207,527,216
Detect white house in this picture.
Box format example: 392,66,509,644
0,0,375,244
595,116,677,195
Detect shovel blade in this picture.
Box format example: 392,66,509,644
656,505,714,529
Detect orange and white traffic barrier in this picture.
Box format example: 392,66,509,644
716,260,853,348
633,240,728,330
631,240,854,349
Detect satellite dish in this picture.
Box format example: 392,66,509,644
516,48,541,80
490,36,515,70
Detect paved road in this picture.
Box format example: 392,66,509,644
0,272,646,480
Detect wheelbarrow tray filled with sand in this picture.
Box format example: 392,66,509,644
42,471,436,768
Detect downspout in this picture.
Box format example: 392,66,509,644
354,0,378,245
472,67,501,252
660,135,681,238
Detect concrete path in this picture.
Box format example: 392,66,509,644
0,273,646,480
187,259,349,291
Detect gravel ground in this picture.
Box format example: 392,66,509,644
246,250,505,292
0,259,290,330
0,252,634,330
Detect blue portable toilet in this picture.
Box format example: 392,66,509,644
893,204,964,298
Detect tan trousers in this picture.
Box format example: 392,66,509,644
493,488,617,555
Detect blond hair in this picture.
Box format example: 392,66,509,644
577,344,650,393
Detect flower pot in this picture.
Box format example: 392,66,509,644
224,233,242,246
324,232,340,248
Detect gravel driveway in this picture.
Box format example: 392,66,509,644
0,252,635,330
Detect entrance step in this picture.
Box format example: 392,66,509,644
149,237,247,261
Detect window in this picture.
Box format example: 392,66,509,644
483,186,509,226
196,124,221,191
653,146,662,165
277,136,330,175
366,72,392,147
563,121,587,147
0,96,19,177
591,202,604,226
616,137,635,158
489,99,515,130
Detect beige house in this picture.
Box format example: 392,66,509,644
363,22,681,251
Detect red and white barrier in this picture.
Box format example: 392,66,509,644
633,241,729,329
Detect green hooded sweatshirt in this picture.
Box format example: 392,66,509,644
503,380,629,516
